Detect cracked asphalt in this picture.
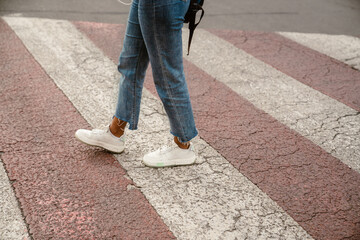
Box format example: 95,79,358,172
1,13,360,240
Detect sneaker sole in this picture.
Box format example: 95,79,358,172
74,132,124,154
142,157,196,168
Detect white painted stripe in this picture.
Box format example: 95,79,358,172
0,158,30,239
4,17,312,240
278,32,360,70
184,29,360,173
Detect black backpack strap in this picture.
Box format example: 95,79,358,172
185,0,205,55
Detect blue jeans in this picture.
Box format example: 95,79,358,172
115,0,198,143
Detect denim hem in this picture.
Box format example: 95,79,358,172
113,115,138,131
170,129,198,143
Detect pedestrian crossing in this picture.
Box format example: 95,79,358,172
184,29,360,173
1,16,359,240
278,32,360,70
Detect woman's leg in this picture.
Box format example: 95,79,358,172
74,0,149,153
138,0,198,144
140,0,198,167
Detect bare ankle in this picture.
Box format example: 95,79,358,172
110,117,127,138
174,137,190,149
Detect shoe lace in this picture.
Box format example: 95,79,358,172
159,145,174,153
91,124,110,134
99,123,126,141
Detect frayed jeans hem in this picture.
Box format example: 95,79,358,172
113,115,138,131
170,129,198,143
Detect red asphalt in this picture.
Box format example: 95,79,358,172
0,19,175,239
74,22,360,240
209,30,360,112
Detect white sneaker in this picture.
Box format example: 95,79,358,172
75,127,125,153
143,144,196,167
